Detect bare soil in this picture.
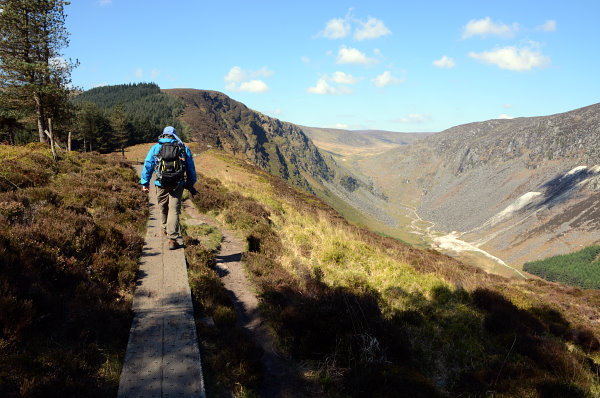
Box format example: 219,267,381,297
182,199,309,397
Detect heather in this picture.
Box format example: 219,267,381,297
0,144,147,397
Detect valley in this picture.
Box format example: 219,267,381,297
302,103,600,277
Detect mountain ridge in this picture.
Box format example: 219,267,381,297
163,88,334,193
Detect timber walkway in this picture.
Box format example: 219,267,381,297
117,167,205,398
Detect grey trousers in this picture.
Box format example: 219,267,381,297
156,184,184,239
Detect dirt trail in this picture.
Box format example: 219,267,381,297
182,200,304,397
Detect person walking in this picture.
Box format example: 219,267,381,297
141,126,197,250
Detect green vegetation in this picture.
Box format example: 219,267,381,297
0,0,77,143
524,245,600,289
188,150,600,397
182,219,264,397
0,144,148,397
70,83,188,152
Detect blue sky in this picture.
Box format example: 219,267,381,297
64,0,600,132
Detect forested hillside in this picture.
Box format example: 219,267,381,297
70,83,188,152
524,245,600,289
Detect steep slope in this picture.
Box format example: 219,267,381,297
163,89,333,192
164,88,400,240
185,148,600,397
352,103,600,267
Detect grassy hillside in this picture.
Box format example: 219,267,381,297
181,147,600,397
524,245,600,289
0,144,147,397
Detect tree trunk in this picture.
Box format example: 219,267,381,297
48,118,57,160
33,92,47,143
8,126,15,145
68,131,71,151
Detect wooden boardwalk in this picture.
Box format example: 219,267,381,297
117,168,205,398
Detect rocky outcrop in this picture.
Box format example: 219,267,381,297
164,89,334,192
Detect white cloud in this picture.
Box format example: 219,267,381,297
498,114,514,119
238,80,269,93
330,71,362,84
301,56,310,64
306,77,353,95
134,68,143,78
225,66,272,93
372,71,404,87
318,17,351,39
393,114,432,124
150,69,160,79
469,45,550,71
462,17,519,39
433,56,456,69
504,103,513,109
49,57,68,71
307,78,336,95
251,66,273,78
272,109,282,116
99,0,112,6
336,46,377,65
224,66,246,83
354,17,391,40
333,123,349,129
537,20,557,32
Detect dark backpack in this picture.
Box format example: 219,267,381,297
155,142,185,188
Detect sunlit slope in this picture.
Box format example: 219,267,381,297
163,88,420,246
183,147,600,397
325,103,600,268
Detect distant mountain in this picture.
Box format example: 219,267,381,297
163,89,334,192
77,84,600,277
351,103,600,269
162,89,399,231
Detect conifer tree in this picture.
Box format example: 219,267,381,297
75,101,100,152
110,103,129,157
0,0,77,143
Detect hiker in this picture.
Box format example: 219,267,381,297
141,126,197,250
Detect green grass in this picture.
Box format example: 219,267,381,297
190,149,600,397
181,216,264,397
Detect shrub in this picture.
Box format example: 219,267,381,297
0,146,147,397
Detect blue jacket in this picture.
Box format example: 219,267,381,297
140,137,197,187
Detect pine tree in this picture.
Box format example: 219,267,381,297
0,0,77,143
109,103,129,157
75,101,100,152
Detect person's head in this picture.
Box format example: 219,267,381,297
163,126,176,136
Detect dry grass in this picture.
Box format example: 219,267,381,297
182,221,265,397
187,148,600,396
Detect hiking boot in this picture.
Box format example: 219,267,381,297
168,239,178,250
